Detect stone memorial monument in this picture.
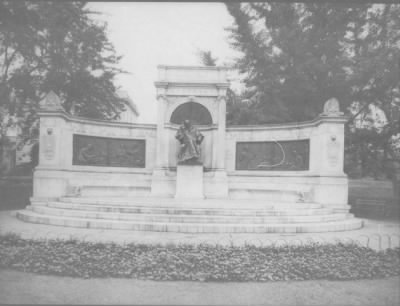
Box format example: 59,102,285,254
16,65,363,233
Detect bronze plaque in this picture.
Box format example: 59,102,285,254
236,140,309,171
73,135,145,168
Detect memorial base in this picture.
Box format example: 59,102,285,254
175,164,204,199
151,168,175,197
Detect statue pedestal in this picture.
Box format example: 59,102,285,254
175,164,204,199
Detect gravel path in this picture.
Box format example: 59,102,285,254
0,269,399,305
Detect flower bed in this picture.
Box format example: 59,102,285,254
0,234,399,281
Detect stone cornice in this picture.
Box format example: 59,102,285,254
157,65,230,71
227,171,348,178
35,165,153,174
37,110,156,130
226,115,348,132
154,81,230,88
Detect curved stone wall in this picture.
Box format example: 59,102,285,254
225,115,348,210
33,67,350,214
34,108,157,198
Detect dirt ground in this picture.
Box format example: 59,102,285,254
0,269,399,305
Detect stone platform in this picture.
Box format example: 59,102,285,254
16,197,363,233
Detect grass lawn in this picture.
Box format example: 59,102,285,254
349,178,394,200
0,176,32,211
348,178,399,220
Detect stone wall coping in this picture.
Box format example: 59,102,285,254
37,110,347,133
227,171,348,178
157,65,230,71
228,171,313,177
154,81,230,88
226,115,348,132
156,65,230,85
37,110,156,130
35,166,153,174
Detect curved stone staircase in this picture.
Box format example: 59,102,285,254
16,197,363,233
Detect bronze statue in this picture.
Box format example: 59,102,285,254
175,120,204,164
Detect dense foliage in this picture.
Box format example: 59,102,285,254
225,3,400,177
0,1,129,140
0,234,399,281
226,3,399,123
197,49,253,125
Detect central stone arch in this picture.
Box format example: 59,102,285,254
170,102,213,125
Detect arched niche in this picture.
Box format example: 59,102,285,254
170,102,213,125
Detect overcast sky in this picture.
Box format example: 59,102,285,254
89,2,241,123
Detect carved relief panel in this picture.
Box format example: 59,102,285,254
236,140,310,171
73,135,146,168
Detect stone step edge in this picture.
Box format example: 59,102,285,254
27,206,351,223
54,198,324,209
32,201,328,215
40,202,335,216
57,195,318,205
30,195,322,208
16,211,363,233
81,185,151,189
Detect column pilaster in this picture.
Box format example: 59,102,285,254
216,95,226,171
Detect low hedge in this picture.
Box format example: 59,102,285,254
0,233,399,281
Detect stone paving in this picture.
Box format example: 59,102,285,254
0,269,399,305
1,210,399,250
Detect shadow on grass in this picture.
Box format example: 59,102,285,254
0,176,32,211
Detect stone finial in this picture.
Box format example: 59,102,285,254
322,98,343,116
39,91,64,111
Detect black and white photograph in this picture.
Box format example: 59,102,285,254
0,0,399,305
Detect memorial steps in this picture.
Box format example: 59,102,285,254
16,197,363,233
26,206,350,223
77,186,151,197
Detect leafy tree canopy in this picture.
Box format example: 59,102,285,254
226,2,400,126
197,50,218,67
197,49,253,125
0,1,130,139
